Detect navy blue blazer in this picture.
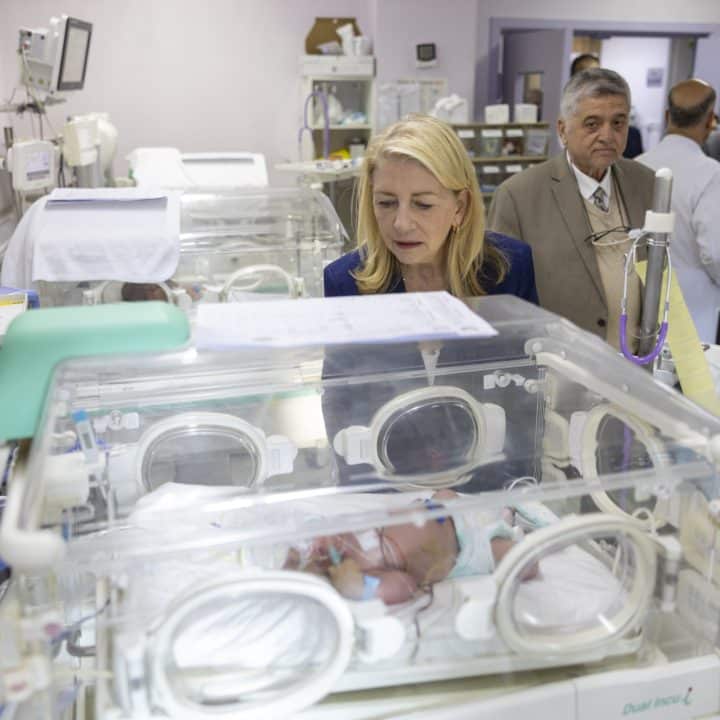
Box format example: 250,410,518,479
323,231,539,304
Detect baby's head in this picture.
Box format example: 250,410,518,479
121,282,168,302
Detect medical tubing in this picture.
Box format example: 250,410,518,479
619,233,672,366
620,314,669,366
298,89,330,160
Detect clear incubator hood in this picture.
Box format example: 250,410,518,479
29,186,346,307
175,187,346,301
4,296,720,719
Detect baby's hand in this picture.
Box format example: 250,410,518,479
328,557,366,600
490,537,538,580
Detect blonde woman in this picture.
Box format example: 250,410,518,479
323,114,537,301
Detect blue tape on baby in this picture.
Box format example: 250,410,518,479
423,499,447,523
361,574,381,600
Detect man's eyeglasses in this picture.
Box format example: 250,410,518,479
584,225,632,247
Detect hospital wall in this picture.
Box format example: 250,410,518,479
0,0,374,185
1,0,720,188
373,0,478,107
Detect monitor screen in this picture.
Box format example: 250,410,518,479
57,17,92,91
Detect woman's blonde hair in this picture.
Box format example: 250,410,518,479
353,114,507,296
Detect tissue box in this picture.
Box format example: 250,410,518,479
484,104,510,124
514,104,538,123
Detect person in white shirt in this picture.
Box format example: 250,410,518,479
637,79,720,343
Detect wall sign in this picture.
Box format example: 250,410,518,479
647,67,664,88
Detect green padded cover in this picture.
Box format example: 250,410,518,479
0,302,189,441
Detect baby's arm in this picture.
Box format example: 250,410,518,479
490,537,538,579
328,558,418,604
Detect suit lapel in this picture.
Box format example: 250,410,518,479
612,161,648,260
612,161,645,227
549,154,605,304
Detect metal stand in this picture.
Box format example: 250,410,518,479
637,171,673,361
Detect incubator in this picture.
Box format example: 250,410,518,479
3,186,345,307
4,296,720,719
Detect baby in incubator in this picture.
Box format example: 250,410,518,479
285,489,538,604
121,282,169,302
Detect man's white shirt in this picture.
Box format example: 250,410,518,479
567,151,614,203
638,134,720,343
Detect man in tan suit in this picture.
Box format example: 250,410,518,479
488,68,655,347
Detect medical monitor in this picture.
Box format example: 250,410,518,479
56,17,92,91
18,15,92,95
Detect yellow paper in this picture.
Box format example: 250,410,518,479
636,260,720,415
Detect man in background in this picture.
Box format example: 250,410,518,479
487,68,654,347
571,53,643,158
637,79,720,343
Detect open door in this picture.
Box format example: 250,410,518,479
501,28,571,153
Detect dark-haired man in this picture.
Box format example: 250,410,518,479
571,52,600,77
638,79,720,343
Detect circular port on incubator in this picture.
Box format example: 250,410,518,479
142,426,260,490
493,514,656,657
333,387,506,487
147,572,354,719
136,412,296,492
574,404,671,527
378,398,479,475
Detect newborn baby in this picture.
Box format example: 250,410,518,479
121,282,169,302
286,489,536,604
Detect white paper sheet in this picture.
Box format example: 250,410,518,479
195,292,497,348
46,187,169,203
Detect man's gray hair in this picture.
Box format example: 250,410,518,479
560,68,631,119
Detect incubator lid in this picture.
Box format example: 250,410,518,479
10,294,720,570
179,187,347,253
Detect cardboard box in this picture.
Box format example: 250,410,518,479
305,17,362,55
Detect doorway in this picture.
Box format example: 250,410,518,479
488,18,720,154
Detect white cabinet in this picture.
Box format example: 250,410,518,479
300,55,375,159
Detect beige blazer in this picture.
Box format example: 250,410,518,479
487,154,655,337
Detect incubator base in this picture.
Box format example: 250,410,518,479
59,646,719,720
301,652,720,720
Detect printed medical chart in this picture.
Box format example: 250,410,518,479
195,292,497,348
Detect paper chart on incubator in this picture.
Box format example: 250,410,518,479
195,292,497,348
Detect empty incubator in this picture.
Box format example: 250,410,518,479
3,295,720,719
